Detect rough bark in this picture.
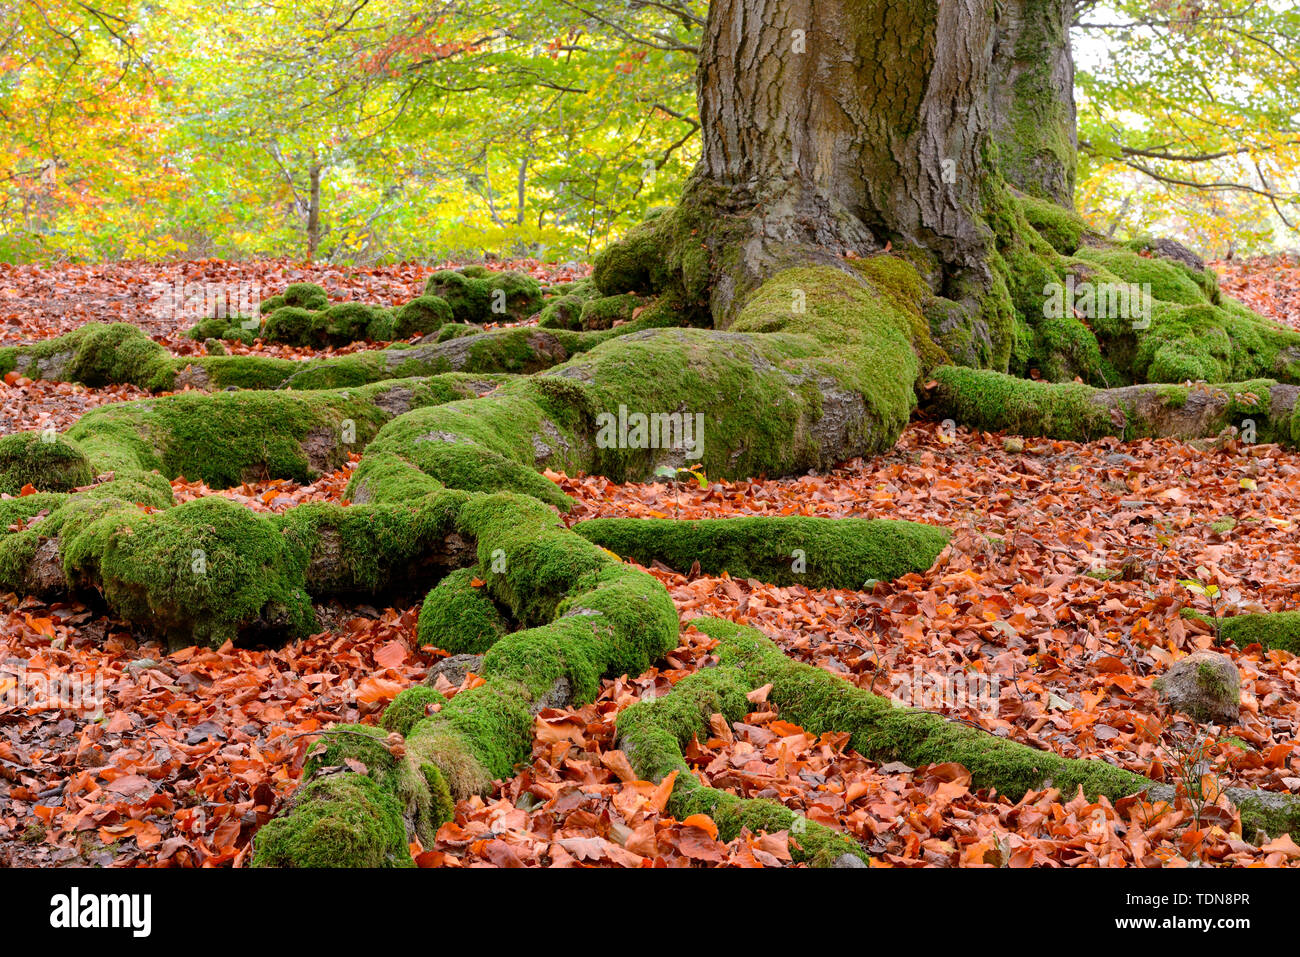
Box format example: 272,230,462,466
626,0,1076,325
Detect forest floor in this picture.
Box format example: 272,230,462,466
2,255,1300,868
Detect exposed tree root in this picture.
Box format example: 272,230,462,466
251,491,680,866
1218,612,1300,655
928,366,1296,446
689,619,1300,842
574,516,950,589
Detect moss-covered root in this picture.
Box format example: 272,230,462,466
575,516,950,589
928,365,1300,446
63,376,496,487
1219,611,1300,654
275,303,686,391
416,565,509,654
249,773,413,868
0,486,469,648
616,666,868,867
0,432,94,495
253,491,679,867
0,323,176,390
346,265,943,508
692,618,1300,839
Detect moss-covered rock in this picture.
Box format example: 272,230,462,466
575,516,949,588
0,323,174,390
262,306,316,344
0,432,94,495
424,268,544,324
537,295,584,330
313,303,390,346
94,496,317,648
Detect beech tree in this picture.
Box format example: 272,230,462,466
7,1,1300,867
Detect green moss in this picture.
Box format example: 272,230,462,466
579,294,645,331
694,617,1151,805
575,516,949,588
1073,247,1208,306
437,322,482,342
488,270,544,320
93,495,316,648
423,270,492,324
262,306,316,344
6,323,175,390
280,282,329,311
65,388,391,487
1219,611,1300,654
393,295,452,339
1016,195,1089,255
930,366,1117,440
178,354,299,390
1236,796,1300,844
0,432,94,495
416,566,509,654
538,295,584,330
313,303,389,346
301,723,443,842
352,381,579,509
249,773,412,868
616,665,867,866
1195,660,1235,701
274,496,463,596
381,687,448,737
186,316,258,344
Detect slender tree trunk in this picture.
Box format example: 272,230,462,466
306,160,322,260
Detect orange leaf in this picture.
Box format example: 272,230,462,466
1262,833,1300,858
356,676,404,704
373,640,408,669
648,770,678,812
681,813,718,841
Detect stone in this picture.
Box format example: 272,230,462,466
1155,650,1240,725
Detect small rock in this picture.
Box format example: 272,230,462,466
1002,437,1024,453
424,653,485,689
1155,650,1240,725
1105,453,1138,467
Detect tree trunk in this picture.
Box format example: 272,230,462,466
306,160,322,260
608,0,1077,327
